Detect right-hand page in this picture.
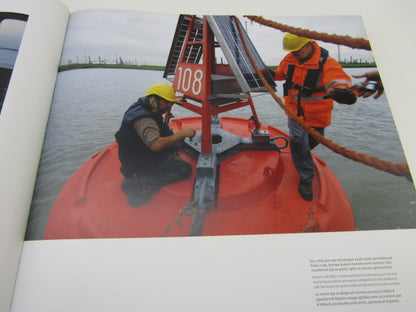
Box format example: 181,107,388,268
8,6,415,312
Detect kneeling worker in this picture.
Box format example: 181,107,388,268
271,33,357,201
115,83,196,207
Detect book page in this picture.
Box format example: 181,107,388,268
10,0,416,311
0,0,69,311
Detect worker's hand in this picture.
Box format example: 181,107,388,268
263,68,276,79
328,87,357,104
174,95,186,104
352,72,384,99
150,128,196,152
355,83,383,99
181,128,196,139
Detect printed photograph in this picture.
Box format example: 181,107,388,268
24,10,416,240
0,12,27,113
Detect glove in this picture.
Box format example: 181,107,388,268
328,87,357,104
261,67,276,79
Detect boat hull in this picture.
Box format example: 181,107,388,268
44,116,355,239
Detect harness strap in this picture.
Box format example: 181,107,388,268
283,48,329,117
283,64,296,96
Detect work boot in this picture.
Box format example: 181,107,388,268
298,180,313,201
121,178,151,207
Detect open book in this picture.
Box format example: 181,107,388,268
1,0,416,311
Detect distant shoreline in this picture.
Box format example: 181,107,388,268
58,64,165,72
58,62,377,72
267,63,377,70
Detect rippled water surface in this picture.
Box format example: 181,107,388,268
25,68,416,239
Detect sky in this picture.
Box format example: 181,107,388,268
0,18,27,69
0,18,26,49
59,10,374,67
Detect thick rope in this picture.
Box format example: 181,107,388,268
244,15,372,51
160,208,186,237
161,201,206,237
234,17,411,180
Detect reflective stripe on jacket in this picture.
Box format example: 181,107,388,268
274,41,353,127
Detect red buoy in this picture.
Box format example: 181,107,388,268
44,116,354,239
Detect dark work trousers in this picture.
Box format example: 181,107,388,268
288,118,324,184
120,152,192,194
141,154,192,193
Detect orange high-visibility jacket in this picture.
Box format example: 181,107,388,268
273,41,353,128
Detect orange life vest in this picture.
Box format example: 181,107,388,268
274,41,352,128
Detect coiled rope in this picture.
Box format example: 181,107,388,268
161,201,205,237
244,15,372,51
236,16,411,180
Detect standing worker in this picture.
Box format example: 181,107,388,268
115,83,196,207
271,33,357,201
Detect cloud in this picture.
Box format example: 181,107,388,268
0,19,27,50
60,11,374,66
60,10,178,65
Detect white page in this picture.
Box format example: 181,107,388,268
0,0,69,311
12,230,416,312
9,0,416,311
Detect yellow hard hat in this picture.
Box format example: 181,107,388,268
145,83,176,102
282,33,311,52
